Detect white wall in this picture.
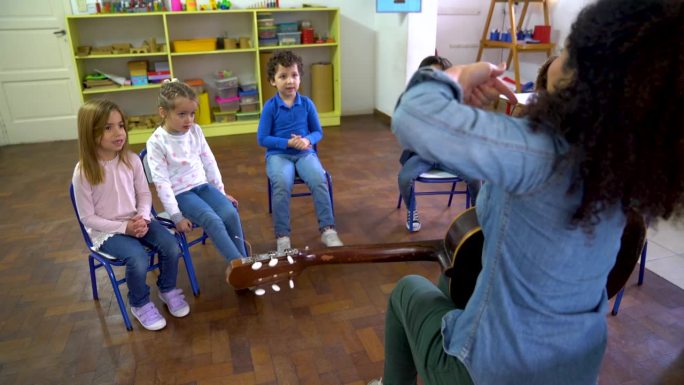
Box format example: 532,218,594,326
436,0,594,83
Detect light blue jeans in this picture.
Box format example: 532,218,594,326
99,220,181,308
266,152,334,237
176,183,246,261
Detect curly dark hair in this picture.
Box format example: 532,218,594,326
418,55,453,70
267,50,303,82
526,0,684,229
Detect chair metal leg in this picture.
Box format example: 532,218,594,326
177,232,200,296
326,172,334,215
611,287,625,316
89,255,99,300
267,178,273,214
101,260,133,331
447,181,457,207
397,193,403,209
638,241,647,286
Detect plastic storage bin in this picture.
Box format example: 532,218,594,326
258,26,277,39
257,18,275,28
185,79,205,95
239,89,259,104
239,80,258,92
259,38,279,47
277,22,299,33
277,32,301,46
213,108,236,123
236,111,261,121
240,101,259,113
172,38,216,52
214,76,238,98
215,96,240,112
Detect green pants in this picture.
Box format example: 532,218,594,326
383,275,474,385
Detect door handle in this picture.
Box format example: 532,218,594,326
53,29,66,37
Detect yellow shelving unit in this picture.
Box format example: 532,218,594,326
476,0,554,92
66,8,341,144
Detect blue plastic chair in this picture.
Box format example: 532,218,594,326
267,145,334,215
397,169,471,232
139,148,208,249
70,184,200,331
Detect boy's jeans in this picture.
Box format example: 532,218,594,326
176,183,246,260
99,220,181,308
266,153,334,237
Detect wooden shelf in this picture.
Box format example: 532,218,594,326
476,0,553,92
66,8,341,142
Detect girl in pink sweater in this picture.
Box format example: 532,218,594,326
72,99,189,331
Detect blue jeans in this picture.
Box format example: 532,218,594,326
266,153,334,237
398,155,481,209
99,220,181,308
176,183,246,261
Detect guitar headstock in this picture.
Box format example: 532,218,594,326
228,247,313,293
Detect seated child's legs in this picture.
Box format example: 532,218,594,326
139,219,181,293
295,153,334,229
398,156,434,209
266,154,296,237
176,185,244,261
99,235,152,308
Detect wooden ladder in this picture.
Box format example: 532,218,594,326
476,0,554,91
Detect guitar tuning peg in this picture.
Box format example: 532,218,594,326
287,255,294,264
289,279,295,289
254,288,266,296
271,283,281,292
268,257,278,267
251,261,263,270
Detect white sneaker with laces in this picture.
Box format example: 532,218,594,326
367,378,383,385
321,228,343,247
276,236,291,253
406,209,421,232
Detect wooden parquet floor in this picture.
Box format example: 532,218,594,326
0,115,681,385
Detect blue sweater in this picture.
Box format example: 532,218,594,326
256,92,323,156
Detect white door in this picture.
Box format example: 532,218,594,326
0,0,82,145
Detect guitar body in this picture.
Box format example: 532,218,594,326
442,208,484,309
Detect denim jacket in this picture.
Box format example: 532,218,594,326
392,68,625,385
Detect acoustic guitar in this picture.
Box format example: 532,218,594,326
228,208,645,308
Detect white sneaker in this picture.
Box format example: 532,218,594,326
321,228,343,247
276,236,291,253
367,379,383,385
406,209,421,232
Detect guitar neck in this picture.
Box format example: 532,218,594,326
229,239,448,290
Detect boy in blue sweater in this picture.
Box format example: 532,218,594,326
257,51,343,252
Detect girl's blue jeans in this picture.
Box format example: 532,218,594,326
266,152,334,237
99,219,181,308
176,183,246,261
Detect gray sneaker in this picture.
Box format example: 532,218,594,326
321,228,343,247
367,379,383,385
406,209,421,232
276,236,291,253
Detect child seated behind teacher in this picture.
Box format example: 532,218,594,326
72,99,189,331
398,55,482,232
146,79,248,284
257,50,343,252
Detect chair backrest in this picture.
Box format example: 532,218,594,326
139,148,154,185
69,183,95,249
606,209,647,299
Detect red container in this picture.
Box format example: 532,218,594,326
533,25,551,43
301,28,314,44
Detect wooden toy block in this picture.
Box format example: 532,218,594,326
130,46,150,54
91,45,113,55
77,46,91,56
112,43,132,54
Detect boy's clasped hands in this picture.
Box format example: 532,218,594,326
288,134,312,150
